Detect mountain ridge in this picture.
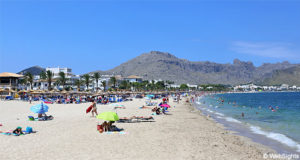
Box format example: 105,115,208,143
18,51,300,85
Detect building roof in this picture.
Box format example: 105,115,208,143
126,75,142,79
0,72,23,78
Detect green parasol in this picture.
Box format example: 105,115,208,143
96,111,119,121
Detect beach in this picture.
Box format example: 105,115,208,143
0,97,275,160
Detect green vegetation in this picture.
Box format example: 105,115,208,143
93,72,100,91
25,72,33,90
109,77,117,89
46,70,53,90
82,74,91,91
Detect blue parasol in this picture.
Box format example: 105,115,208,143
30,102,49,114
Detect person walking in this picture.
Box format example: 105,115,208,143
91,101,98,117
29,96,32,104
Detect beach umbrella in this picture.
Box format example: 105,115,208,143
96,111,119,121
30,102,49,114
160,104,171,108
146,95,155,98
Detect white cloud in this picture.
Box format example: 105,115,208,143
231,41,300,59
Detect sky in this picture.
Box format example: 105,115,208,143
1,0,300,74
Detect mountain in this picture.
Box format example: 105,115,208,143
261,66,300,86
89,51,299,85
18,66,45,75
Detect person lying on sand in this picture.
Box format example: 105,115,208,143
114,106,126,109
139,106,152,109
13,127,24,136
152,107,161,115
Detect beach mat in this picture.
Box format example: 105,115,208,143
104,131,127,135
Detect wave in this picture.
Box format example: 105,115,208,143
206,109,214,113
215,112,224,116
250,126,300,152
225,117,242,124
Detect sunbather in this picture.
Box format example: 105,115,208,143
12,127,23,136
152,107,161,115
139,106,152,109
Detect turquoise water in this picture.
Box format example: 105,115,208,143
197,92,300,153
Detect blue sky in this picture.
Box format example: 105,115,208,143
1,0,300,74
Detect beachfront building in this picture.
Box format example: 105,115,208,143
0,72,23,96
46,67,79,90
187,84,198,89
46,67,73,79
123,75,143,83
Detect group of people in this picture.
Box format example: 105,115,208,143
97,121,119,133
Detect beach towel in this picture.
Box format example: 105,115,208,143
105,131,127,135
44,101,53,104
86,105,93,113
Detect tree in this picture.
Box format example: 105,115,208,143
40,71,47,80
74,79,83,91
141,80,149,91
109,77,117,89
25,72,33,90
180,84,189,91
58,72,67,90
101,81,107,91
119,80,129,90
19,78,28,90
82,74,91,91
46,70,53,91
155,81,165,91
93,72,100,91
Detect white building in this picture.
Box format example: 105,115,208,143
123,75,143,83
46,67,73,79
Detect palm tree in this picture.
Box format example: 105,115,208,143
109,77,117,89
46,70,53,91
101,81,106,91
119,80,129,90
58,72,67,90
25,72,33,90
40,71,47,80
74,79,83,91
93,72,100,91
19,78,28,90
82,74,91,91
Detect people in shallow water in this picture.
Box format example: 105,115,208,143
241,112,244,118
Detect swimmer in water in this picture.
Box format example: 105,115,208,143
241,112,244,118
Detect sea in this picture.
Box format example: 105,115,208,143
195,92,300,154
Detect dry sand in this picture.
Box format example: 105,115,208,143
0,97,274,160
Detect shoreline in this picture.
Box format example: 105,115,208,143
195,93,300,155
183,99,277,157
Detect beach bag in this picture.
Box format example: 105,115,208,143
28,116,34,121
97,125,103,133
26,127,33,133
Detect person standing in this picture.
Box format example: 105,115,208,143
91,101,98,117
29,96,32,104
